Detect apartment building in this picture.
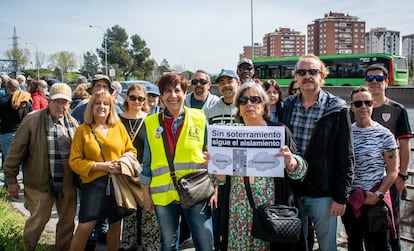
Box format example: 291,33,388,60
307,11,366,55
366,27,400,55
261,28,306,58
240,42,262,59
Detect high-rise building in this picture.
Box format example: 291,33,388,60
307,11,366,55
261,28,306,58
240,42,262,59
366,27,400,55
402,34,414,70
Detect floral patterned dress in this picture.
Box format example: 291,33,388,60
119,116,160,251
228,176,275,251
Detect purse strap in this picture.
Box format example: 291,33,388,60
158,113,180,191
90,125,111,195
244,177,257,211
130,115,146,142
90,125,106,162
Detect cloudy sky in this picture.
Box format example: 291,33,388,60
1,0,413,75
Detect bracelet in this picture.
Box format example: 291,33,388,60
398,173,409,181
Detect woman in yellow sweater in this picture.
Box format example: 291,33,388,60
69,90,136,251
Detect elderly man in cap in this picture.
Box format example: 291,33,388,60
72,74,120,123
236,58,262,85
4,83,78,251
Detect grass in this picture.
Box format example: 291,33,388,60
0,188,52,251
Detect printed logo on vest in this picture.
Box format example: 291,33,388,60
188,126,201,141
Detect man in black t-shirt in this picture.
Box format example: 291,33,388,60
365,64,413,251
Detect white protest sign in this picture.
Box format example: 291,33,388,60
208,125,285,177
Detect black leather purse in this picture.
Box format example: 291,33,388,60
244,177,301,243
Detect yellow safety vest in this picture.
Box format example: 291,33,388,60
144,107,206,206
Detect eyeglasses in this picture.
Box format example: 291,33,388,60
295,69,320,76
365,75,386,82
191,79,209,85
238,65,254,71
51,99,70,105
128,95,146,102
218,78,235,85
352,100,373,108
238,96,262,105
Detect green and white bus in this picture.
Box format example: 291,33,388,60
253,53,408,86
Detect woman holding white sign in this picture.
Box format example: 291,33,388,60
217,80,307,251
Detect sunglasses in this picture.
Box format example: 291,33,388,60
295,69,320,76
352,100,373,108
238,96,262,105
191,79,209,85
365,75,386,82
238,65,254,71
128,95,146,102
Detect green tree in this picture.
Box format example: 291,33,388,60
80,51,100,78
96,25,154,80
158,58,171,75
49,51,78,82
5,48,29,71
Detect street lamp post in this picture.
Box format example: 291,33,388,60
251,0,254,59
89,25,108,76
25,42,40,80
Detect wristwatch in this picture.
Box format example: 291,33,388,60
398,173,409,181
375,190,384,200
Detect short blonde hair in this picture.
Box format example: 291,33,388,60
84,90,120,126
72,83,90,100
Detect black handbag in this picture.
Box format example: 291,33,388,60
363,200,391,232
177,170,215,209
244,177,301,243
159,113,214,209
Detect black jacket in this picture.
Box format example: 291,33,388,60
281,91,354,204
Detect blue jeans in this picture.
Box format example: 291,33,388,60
155,201,213,251
0,132,16,183
297,196,337,251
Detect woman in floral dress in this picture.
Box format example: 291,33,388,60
119,83,160,251
218,81,307,250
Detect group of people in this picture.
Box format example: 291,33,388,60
0,54,412,251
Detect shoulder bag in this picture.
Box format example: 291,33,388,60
158,113,214,209
244,177,301,243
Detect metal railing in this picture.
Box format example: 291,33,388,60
400,148,414,245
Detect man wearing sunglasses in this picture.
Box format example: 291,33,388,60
204,69,242,250
236,58,262,85
365,64,413,251
184,69,219,111
281,54,354,251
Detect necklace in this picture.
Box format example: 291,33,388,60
128,118,140,139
